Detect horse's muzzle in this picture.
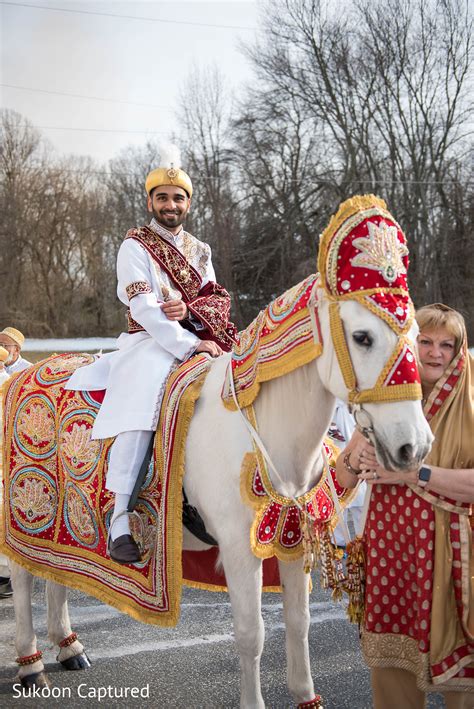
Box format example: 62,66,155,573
376,438,431,473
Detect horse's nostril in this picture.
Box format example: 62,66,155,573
399,443,414,463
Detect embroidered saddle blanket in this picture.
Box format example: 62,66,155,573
0,353,280,627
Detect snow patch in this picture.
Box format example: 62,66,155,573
23,337,117,352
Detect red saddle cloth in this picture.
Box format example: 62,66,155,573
1,352,279,627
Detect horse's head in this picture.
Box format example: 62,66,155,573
317,295,432,470
316,195,433,472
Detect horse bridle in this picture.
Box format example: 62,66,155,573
307,283,420,443
327,299,420,406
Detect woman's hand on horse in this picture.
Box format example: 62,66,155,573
161,299,188,321
356,442,410,483
356,442,378,472
359,464,418,486
337,430,377,487
347,438,378,473
196,340,223,358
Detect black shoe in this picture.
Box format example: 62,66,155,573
0,579,13,598
109,534,141,564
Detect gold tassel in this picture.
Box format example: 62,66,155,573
301,521,339,599
300,511,348,601
302,506,366,623
301,510,363,614
300,510,317,574
318,527,346,600
344,536,366,624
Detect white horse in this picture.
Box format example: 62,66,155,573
7,286,433,707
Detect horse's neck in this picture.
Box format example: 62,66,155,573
253,357,335,498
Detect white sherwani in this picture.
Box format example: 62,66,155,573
66,219,216,440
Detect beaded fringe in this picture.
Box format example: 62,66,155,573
344,536,366,624
300,511,366,622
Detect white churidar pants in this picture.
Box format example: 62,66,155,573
106,430,154,496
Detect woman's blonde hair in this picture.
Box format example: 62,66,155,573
416,303,466,354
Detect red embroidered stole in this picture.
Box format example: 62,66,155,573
125,226,237,351
126,226,203,301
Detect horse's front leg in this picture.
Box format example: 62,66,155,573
10,561,49,688
47,580,91,670
278,557,320,707
220,541,265,709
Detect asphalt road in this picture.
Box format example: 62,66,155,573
0,578,447,709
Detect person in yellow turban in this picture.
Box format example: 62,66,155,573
0,327,31,376
66,145,237,564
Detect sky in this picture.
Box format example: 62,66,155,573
0,0,259,163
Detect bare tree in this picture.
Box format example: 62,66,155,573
2,1,473,340
0,111,117,336
231,89,329,318
179,66,245,325
105,141,162,248
237,0,474,333
0,110,46,327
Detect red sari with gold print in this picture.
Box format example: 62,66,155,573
362,343,474,693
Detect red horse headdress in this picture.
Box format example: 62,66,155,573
317,195,422,404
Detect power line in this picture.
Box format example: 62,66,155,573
0,1,256,30
33,125,169,135
9,165,474,185
0,83,172,110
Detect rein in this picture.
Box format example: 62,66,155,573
228,363,305,513
228,285,353,549
228,268,421,564
228,279,321,513
228,277,417,551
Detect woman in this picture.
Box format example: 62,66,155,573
337,304,473,708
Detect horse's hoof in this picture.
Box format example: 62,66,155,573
60,652,92,671
20,671,51,690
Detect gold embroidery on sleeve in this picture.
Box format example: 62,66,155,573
126,281,152,301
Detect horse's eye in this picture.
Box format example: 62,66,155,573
353,331,373,348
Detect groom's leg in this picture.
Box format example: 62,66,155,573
106,430,153,562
